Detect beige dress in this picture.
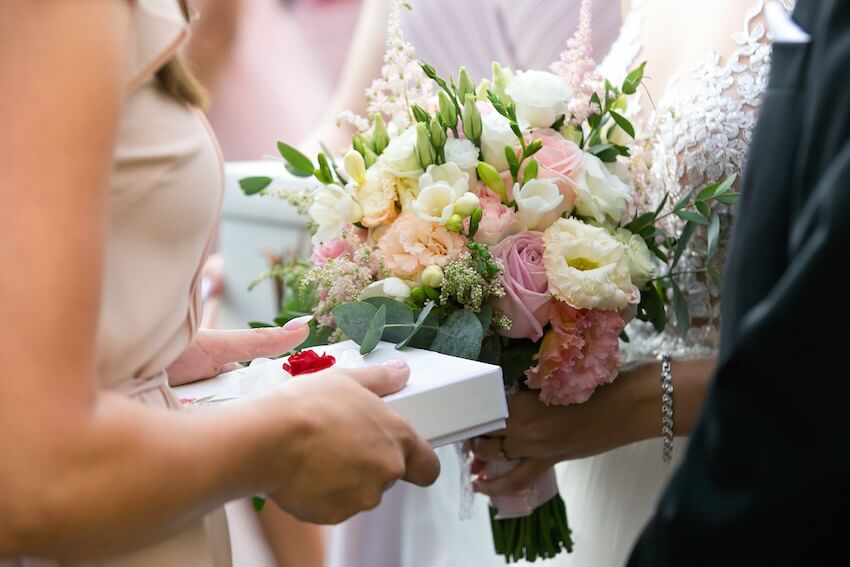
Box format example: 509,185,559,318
6,1,230,565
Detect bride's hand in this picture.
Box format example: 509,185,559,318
166,317,312,386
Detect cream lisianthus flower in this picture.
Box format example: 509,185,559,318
383,126,423,179
308,184,363,245
352,164,399,228
615,228,658,288
543,218,638,310
412,163,470,225
514,179,566,231
573,153,632,224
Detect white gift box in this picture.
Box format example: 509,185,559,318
173,341,508,447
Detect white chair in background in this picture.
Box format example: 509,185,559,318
216,161,312,330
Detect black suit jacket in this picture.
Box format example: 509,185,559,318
628,1,850,564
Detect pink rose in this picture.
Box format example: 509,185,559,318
378,214,467,279
492,232,553,341
310,238,349,266
528,128,581,211
525,302,624,405
469,185,522,246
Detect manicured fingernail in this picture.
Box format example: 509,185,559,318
382,359,408,370
283,315,312,331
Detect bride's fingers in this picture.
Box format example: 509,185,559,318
469,437,503,461
474,459,554,496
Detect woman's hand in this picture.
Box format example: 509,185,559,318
167,316,312,385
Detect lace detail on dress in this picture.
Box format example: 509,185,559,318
610,0,795,365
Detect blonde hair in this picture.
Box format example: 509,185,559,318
155,0,208,108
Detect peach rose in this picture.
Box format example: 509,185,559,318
528,128,581,212
378,214,467,279
353,166,400,228
469,184,523,246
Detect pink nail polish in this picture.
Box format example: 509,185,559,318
382,359,408,370
283,315,312,331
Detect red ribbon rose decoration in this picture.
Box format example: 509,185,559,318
283,350,337,376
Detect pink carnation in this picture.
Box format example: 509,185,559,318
525,301,624,405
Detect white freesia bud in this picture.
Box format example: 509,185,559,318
454,192,481,217
514,179,566,231
481,111,521,172
446,214,464,233
421,265,445,288
343,150,367,186
505,70,570,129
573,153,632,224
308,184,363,244
359,277,412,301
413,163,469,225
383,126,423,178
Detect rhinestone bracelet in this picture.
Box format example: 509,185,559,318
660,354,674,463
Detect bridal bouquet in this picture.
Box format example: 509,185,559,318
241,0,736,562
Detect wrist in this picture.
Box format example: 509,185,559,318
620,361,665,445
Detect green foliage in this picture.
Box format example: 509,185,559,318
239,176,273,196
277,141,315,177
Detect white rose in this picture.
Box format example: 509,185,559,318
505,70,570,129
308,184,362,244
543,218,638,311
481,111,522,172
359,277,411,301
574,153,631,224
615,229,658,288
412,163,470,225
383,126,423,179
514,179,566,231
444,138,480,189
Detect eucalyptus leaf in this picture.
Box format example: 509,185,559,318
671,281,690,338
499,339,539,387
248,321,275,329
609,110,635,138
624,211,656,233
396,301,437,350
696,200,711,218
676,211,709,225
360,305,387,355
332,302,378,344
430,310,484,360
715,193,740,205
655,192,670,216
363,297,415,343
239,176,273,196
404,307,440,349
673,189,694,212
696,180,721,201
477,303,493,332
277,141,315,177
478,333,502,365
707,212,721,263
637,286,666,333
671,221,696,270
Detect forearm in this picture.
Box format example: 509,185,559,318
2,391,293,560
259,504,325,567
626,357,715,442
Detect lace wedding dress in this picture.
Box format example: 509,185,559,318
541,1,794,565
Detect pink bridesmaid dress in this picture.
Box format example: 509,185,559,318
3,1,230,565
